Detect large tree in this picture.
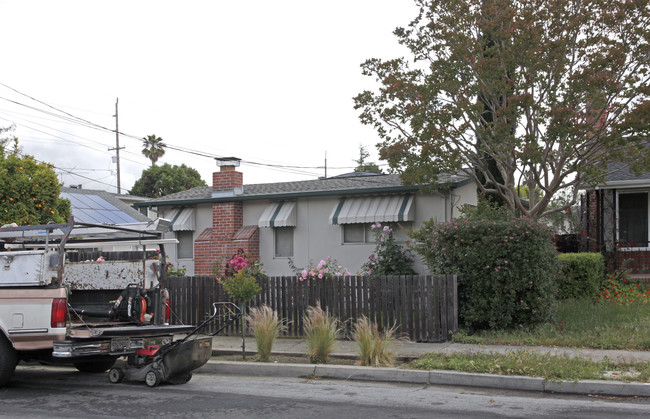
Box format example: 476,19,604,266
0,133,71,225
354,0,650,218
142,134,166,166
129,163,207,198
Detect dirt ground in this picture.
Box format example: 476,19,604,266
212,353,407,367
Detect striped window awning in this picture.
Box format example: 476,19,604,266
258,201,297,228
329,195,414,225
169,208,195,231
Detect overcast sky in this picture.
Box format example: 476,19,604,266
1,0,418,194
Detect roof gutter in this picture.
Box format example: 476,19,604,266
133,179,470,208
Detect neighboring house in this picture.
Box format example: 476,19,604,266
60,187,152,224
134,158,477,277
582,162,650,277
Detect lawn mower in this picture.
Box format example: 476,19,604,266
107,302,241,387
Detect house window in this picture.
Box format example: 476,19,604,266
618,192,648,247
342,224,373,244
342,223,412,244
274,227,294,258
176,231,194,259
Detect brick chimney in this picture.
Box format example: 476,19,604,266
213,157,243,191
194,157,259,275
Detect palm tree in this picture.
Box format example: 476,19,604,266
142,134,166,166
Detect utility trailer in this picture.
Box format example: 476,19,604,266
0,217,197,387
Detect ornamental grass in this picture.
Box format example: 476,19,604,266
353,316,396,367
247,305,286,362
303,303,340,364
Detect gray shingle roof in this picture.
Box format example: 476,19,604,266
139,172,470,207
604,162,650,184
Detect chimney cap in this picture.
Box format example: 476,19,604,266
215,157,241,167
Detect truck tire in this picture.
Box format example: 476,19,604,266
0,334,17,387
74,357,117,373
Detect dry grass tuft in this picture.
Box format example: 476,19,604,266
303,303,340,364
353,316,396,367
247,305,286,362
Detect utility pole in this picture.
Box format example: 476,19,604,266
109,98,125,194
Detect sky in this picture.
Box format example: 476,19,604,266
0,0,418,194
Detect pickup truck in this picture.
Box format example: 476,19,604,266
0,217,194,387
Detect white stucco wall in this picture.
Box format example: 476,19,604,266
247,185,477,276
158,181,478,278
159,204,213,276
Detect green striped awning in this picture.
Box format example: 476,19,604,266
329,195,414,225
258,201,297,228
169,207,195,231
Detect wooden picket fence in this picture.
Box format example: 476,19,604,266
163,275,458,342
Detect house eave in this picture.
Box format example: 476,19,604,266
133,181,467,209
584,179,650,190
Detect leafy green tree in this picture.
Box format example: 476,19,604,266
354,145,383,174
129,163,206,198
354,0,650,218
0,135,71,225
142,134,166,166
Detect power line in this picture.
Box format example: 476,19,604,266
13,151,117,189
0,82,377,176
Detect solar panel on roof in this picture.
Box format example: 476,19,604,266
87,194,119,211
63,192,140,224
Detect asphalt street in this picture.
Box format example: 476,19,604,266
3,365,650,418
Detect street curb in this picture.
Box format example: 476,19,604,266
197,360,650,397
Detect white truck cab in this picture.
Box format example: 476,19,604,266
0,217,193,387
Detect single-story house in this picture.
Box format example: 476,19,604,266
582,161,650,277
134,158,477,277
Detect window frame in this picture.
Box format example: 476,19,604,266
274,227,294,258
175,230,194,259
341,223,373,244
341,222,412,245
616,190,649,249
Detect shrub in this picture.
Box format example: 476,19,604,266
303,303,340,363
222,269,262,302
597,263,650,305
288,256,352,280
218,248,266,280
247,305,287,362
353,316,396,367
557,253,604,300
165,263,187,277
361,222,416,275
410,216,559,330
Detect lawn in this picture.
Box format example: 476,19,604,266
452,298,650,350
407,349,650,382
403,298,650,382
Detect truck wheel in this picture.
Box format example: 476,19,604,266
74,357,117,373
108,367,124,383
0,334,17,388
145,370,161,387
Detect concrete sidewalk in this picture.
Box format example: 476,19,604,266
197,335,650,397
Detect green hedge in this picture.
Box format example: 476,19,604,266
557,253,604,300
411,217,559,330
